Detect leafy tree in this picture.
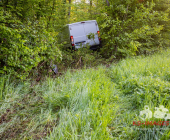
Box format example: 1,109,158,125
0,0,62,79
98,0,169,57
1,0,170,78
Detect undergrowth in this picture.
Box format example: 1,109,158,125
0,49,170,139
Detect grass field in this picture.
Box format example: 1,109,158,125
0,48,170,139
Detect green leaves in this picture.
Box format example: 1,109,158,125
0,8,62,79
98,0,169,58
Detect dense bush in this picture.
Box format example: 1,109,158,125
0,1,62,79
98,0,169,58
1,0,170,78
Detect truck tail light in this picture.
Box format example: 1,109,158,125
97,31,101,41
70,36,74,46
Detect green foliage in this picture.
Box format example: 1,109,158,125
1,0,170,78
0,49,170,139
0,75,10,100
98,0,169,58
57,47,104,70
108,48,170,108
44,68,119,139
0,0,62,79
0,19,62,79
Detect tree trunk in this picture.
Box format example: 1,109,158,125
47,0,55,30
89,0,92,18
68,0,71,21
106,0,109,6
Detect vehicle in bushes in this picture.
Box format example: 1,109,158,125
59,20,101,50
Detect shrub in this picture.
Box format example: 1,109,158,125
0,11,62,79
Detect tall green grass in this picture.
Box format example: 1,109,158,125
0,49,170,139
45,68,123,139
0,75,11,100
108,49,170,139
108,49,170,108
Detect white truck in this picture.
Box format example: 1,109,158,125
59,20,101,50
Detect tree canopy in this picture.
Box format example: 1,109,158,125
0,0,170,78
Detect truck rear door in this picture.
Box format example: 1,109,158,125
69,23,86,48
83,21,100,46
